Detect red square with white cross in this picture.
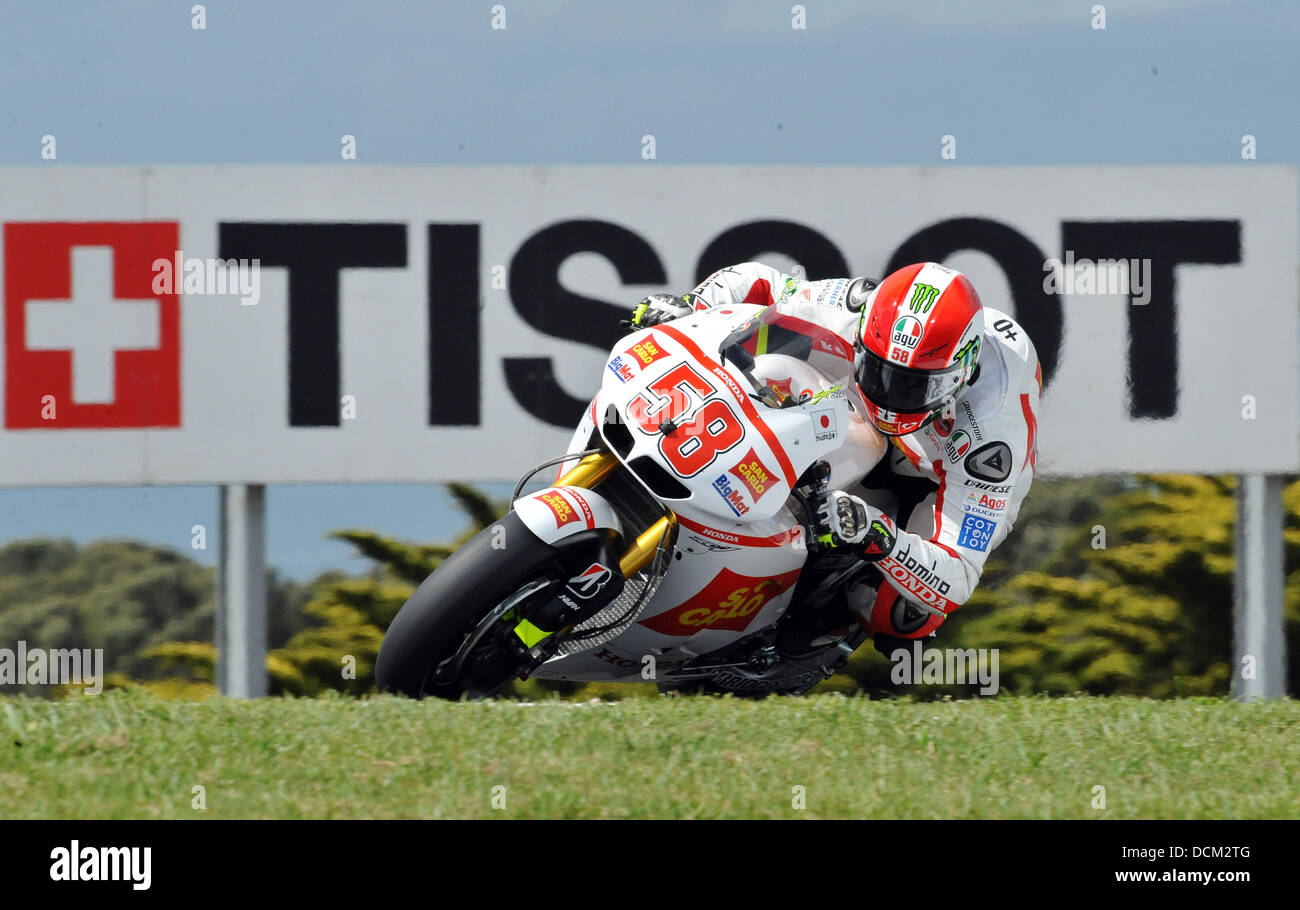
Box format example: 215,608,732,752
4,222,181,429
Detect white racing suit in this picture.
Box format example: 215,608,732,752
684,262,1043,640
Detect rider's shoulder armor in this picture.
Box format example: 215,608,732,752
936,307,1040,489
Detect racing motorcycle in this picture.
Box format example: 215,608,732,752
375,302,891,699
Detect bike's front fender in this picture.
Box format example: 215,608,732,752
515,485,623,545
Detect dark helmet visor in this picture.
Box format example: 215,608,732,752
854,345,964,414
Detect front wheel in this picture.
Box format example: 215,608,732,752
375,512,565,699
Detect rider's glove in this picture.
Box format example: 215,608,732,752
816,489,897,561
625,293,701,329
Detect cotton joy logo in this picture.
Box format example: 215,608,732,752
4,222,181,429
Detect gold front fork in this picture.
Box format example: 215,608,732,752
554,451,678,577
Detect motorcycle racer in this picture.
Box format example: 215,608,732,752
628,261,1041,654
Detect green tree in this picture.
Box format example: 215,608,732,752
0,538,310,696
826,474,1300,698
265,485,513,695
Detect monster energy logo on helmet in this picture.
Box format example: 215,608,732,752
954,335,980,368
908,283,940,313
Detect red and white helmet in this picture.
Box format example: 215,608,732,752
854,262,984,436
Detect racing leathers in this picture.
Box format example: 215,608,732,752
671,262,1042,643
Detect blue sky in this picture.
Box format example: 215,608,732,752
1,0,1296,579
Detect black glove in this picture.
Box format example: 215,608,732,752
815,490,897,560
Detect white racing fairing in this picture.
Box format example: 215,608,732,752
530,304,887,681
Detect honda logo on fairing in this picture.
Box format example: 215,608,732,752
567,562,612,599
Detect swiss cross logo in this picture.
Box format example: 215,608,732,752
4,222,181,429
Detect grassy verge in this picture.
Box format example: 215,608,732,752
2,690,1295,819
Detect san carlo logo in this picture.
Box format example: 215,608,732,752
891,315,923,350
535,491,578,527
727,447,775,503
4,222,181,429
626,338,668,367
638,567,802,635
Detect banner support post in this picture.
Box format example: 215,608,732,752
1232,473,1287,700
216,484,268,698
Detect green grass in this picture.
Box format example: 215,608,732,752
1,690,1296,819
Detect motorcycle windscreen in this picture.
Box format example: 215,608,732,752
717,305,859,389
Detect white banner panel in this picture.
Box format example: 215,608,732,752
0,165,1295,485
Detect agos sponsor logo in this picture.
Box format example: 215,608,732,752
712,473,749,516
962,492,1003,519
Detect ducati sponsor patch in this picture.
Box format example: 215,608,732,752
964,440,1013,482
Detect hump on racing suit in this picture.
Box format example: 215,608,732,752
687,261,1042,639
